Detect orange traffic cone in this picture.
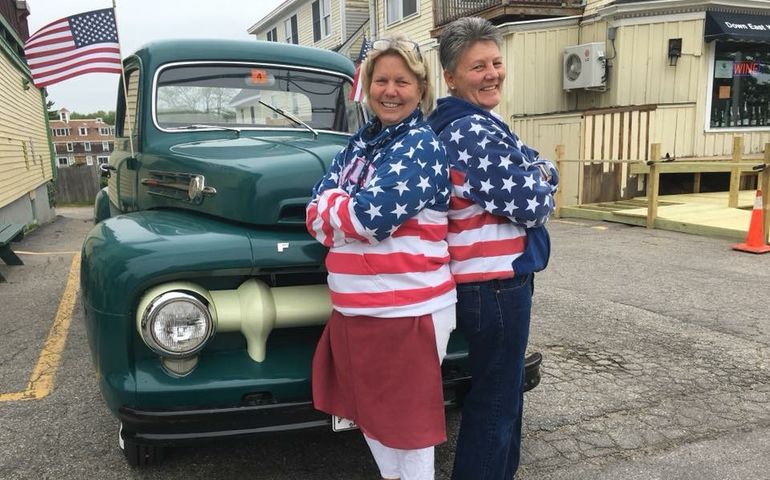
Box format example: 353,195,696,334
733,190,770,254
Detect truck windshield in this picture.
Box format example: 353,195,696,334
155,64,361,134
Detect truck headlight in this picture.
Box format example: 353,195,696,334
140,291,214,357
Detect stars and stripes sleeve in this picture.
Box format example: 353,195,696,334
306,146,349,246
442,116,558,227
307,129,449,246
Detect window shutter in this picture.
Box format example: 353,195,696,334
291,15,299,44
312,1,321,42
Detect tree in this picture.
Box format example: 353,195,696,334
70,110,116,125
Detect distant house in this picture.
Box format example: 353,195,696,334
248,0,370,61
0,0,55,226
49,109,115,168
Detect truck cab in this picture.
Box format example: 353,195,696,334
80,39,471,466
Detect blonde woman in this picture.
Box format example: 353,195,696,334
307,35,455,480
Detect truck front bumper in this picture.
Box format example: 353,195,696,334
118,375,472,446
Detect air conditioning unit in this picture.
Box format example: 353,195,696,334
563,43,606,91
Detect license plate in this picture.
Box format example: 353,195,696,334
331,415,358,432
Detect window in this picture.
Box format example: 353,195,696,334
99,127,111,135
102,141,110,151
84,142,91,151
312,0,331,42
710,41,770,128
66,142,73,152
386,0,418,24
154,64,361,133
97,156,110,165
266,27,278,42
57,157,69,167
86,156,94,166
52,128,69,136
79,126,87,135
285,15,298,44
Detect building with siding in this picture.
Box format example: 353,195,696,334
318,0,770,206
248,0,370,60
49,108,115,168
0,0,55,227
497,0,770,205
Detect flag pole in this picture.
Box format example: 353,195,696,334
112,0,135,158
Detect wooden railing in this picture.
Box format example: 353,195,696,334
433,0,582,28
581,105,656,203
553,142,770,242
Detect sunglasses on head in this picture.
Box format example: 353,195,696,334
371,39,422,60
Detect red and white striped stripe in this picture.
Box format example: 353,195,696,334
447,169,527,283
307,191,456,317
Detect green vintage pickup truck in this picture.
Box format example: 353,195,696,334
80,39,475,466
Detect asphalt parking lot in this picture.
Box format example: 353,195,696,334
1,207,769,479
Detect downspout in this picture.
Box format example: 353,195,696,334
41,88,57,182
369,0,377,39
339,0,346,55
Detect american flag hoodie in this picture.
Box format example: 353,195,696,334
427,96,559,283
306,109,456,317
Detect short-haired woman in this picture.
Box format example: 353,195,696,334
427,17,559,480
307,35,456,480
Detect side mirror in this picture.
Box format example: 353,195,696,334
99,163,116,178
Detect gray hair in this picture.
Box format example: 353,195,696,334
438,17,502,73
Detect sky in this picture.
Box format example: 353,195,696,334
26,0,285,114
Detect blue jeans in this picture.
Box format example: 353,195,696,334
451,274,533,480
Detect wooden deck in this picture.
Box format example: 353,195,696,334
559,191,757,241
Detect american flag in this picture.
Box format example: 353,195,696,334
349,38,371,102
24,8,122,88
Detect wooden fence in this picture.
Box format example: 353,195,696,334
54,165,101,205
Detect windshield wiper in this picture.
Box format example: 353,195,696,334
170,124,242,137
258,100,318,139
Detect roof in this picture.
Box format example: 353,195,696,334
49,119,114,143
247,0,298,34
131,38,354,77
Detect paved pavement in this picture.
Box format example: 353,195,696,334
1,207,769,479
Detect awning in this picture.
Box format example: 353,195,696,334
705,11,770,43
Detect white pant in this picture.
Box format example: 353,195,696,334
364,305,455,480
365,436,435,480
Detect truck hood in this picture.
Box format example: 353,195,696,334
135,133,346,226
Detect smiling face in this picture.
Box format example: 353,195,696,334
444,40,505,111
367,53,423,127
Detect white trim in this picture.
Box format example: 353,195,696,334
497,15,582,34
609,11,706,27
704,41,715,133
340,0,346,40
598,0,770,21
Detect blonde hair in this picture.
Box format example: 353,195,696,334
361,35,434,114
